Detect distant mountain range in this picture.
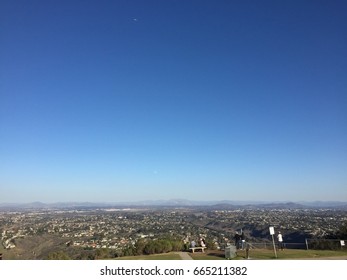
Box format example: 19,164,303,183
0,199,347,210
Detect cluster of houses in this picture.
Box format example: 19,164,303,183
1,207,346,255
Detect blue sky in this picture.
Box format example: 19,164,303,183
1,0,346,203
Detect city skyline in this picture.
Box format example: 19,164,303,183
1,1,346,203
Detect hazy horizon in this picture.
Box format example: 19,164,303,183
1,1,346,203
1,199,347,206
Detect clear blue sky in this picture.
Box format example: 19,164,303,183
1,0,346,203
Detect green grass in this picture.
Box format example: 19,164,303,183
104,249,347,260
189,251,226,260
232,249,347,260
115,253,182,260
190,249,347,260
2,246,346,260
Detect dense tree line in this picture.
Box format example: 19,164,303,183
45,238,186,259
336,223,347,239
309,223,347,250
122,238,184,257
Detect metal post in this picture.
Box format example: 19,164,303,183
305,238,309,250
271,235,277,258
246,242,250,259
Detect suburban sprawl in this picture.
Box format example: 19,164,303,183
1,203,346,259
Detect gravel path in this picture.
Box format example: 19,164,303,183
177,252,193,260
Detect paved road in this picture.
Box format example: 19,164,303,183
177,252,193,260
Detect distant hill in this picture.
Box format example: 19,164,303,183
1,199,347,210
204,202,307,210
298,201,347,208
